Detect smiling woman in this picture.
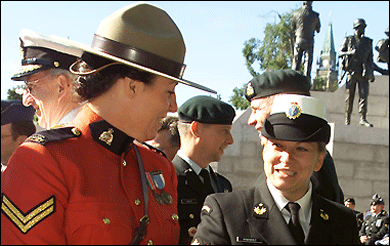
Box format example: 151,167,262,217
191,94,359,245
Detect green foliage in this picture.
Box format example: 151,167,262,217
7,87,22,100
232,9,297,110
242,9,296,76
229,83,250,110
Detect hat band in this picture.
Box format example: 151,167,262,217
91,34,186,79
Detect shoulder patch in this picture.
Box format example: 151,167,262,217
1,193,56,234
26,127,81,145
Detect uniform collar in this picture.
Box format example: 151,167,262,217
266,178,312,226
176,149,210,175
89,119,134,155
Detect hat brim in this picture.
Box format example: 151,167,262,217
51,35,217,94
11,64,47,81
261,114,331,144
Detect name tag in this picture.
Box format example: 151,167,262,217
181,199,198,205
236,237,263,244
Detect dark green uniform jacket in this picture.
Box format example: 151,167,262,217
172,155,232,245
192,178,359,245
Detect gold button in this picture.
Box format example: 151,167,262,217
189,214,194,219
172,214,179,221
135,199,141,206
147,240,153,245
103,218,110,225
71,127,81,136
123,160,127,166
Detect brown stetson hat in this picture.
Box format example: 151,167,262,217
53,2,216,94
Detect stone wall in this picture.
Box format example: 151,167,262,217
217,75,389,213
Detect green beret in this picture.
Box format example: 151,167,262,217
178,96,235,125
245,69,311,101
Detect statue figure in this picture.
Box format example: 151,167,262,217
338,18,375,127
375,27,389,73
291,1,321,85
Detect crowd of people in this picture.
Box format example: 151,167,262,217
1,2,388,245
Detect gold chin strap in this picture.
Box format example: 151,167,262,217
69,60,121,76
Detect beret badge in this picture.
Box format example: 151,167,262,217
286,102,302,119
246,82,255,97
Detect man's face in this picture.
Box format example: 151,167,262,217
261,137,325,201
1,123,19,164
355,25,365,37
344,201,355,210
372,204,385,214
248,97,273,139
197,123,234,164
22,70,61,129
146,129,179,161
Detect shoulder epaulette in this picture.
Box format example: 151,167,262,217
141,142,168,159
26,127,81,145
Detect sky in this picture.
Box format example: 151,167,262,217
1,1,389,107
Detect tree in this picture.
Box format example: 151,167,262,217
230,9,297,110
7,87,22,100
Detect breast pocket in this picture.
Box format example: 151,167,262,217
65,202,133,244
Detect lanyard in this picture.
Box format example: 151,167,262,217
130,143,150,245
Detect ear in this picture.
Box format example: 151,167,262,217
313,151,326,172
126,77,140,99
57,74,71,93
189,121,201,138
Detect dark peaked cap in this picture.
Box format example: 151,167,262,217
245,69,311,101
178,96,236,125
1,100,35,126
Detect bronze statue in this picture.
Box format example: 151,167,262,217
375,27,389,73
338,18,375,127
291,1,321,85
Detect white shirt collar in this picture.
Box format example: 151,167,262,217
177,149,210,175
58,107,81,125
266,178,312,236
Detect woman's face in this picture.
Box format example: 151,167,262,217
132,76,178,142
261,137,325,201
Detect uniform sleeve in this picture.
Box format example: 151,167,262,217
191,195,230,245
1,143,69,245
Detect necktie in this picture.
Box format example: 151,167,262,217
199,169,214,195
285,202,305,245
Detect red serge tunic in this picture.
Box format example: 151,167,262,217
1,105,179,245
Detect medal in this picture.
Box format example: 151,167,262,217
160,191,173,205
153,191,165,205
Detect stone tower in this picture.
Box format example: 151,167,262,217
316,22,339,91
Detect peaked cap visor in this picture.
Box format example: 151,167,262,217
11,29,83,81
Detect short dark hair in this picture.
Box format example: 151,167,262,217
74,53,156,101
345,198,356,205
159,116,180,148
11,121,36,140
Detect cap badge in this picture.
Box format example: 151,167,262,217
53,61,60,67
99,128,114,146
286,102,302,119
246,82,255,97
253,203,268,218
319,209,329,221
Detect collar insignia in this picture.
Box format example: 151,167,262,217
320,209,329,220
99,128,114,146
246,82,255,97
27,134,46,143
286,102,302,119
253,203,268,218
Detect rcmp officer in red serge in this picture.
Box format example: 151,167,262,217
192,94,359,245
1,2,216,245
173,95,235,244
